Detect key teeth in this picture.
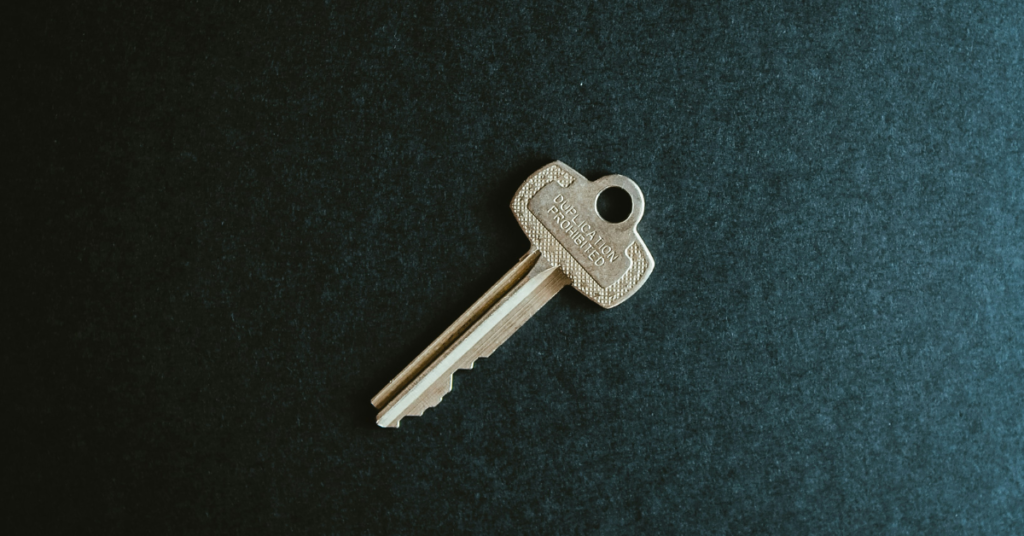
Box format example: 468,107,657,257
406,374,454,420
382,358,492,427
428,374,455,409
375,246,566,428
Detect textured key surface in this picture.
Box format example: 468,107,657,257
373,162,655,427
512,161,655,308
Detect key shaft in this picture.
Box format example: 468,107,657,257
372,248,568,428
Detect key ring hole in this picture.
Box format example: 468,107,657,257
596,186,633,224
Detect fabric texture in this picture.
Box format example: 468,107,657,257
7,1,1024,533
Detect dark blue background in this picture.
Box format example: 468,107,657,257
7,1,1024,533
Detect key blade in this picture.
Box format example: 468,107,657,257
374,249,568,428
371,248,545,410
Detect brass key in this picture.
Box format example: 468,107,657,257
371,161,655,428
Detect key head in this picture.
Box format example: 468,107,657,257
511,161,655,308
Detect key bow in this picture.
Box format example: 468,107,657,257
512,161,655,308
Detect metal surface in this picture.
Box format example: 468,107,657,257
371,162,655,428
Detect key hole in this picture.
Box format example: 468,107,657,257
596,187,633,224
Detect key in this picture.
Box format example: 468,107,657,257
371,161,655,428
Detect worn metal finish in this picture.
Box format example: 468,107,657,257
517,161,654,308
371,161,655,428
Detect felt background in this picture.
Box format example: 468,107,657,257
7,0,1024,534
